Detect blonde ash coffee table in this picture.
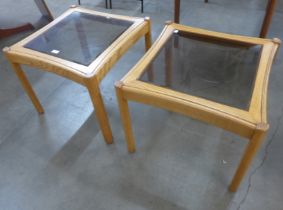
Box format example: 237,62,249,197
115,22,280,192
3,5,152,144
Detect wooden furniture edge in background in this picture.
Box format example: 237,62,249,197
174,0,276,38
0,0,53,39
0,24,34,39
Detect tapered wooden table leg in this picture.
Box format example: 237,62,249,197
10,62,44,114
34,0,54,22
229,123,269,192
260,0,276,38
115,82,136,153
87,79,113,144
174,0,180,23
144,17,154,81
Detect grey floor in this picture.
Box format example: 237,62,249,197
1,0,283,210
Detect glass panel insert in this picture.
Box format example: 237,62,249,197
139,31,262,110
24,12,133,66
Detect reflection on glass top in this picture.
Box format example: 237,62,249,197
139,32,262,110
24,12,133,66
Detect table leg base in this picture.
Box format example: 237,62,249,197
0,23,34,39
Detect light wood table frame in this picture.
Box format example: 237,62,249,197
3,5,152,145
174,0,276,38
115,22,280,192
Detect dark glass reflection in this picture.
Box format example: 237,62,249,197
139,32,262,110
24,12,133,66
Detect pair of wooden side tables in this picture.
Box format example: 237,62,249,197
3,6,280,192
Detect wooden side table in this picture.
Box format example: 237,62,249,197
115,22,280,191
3,6,152,144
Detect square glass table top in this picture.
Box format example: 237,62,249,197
24,11,134,66
139,30,262,111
